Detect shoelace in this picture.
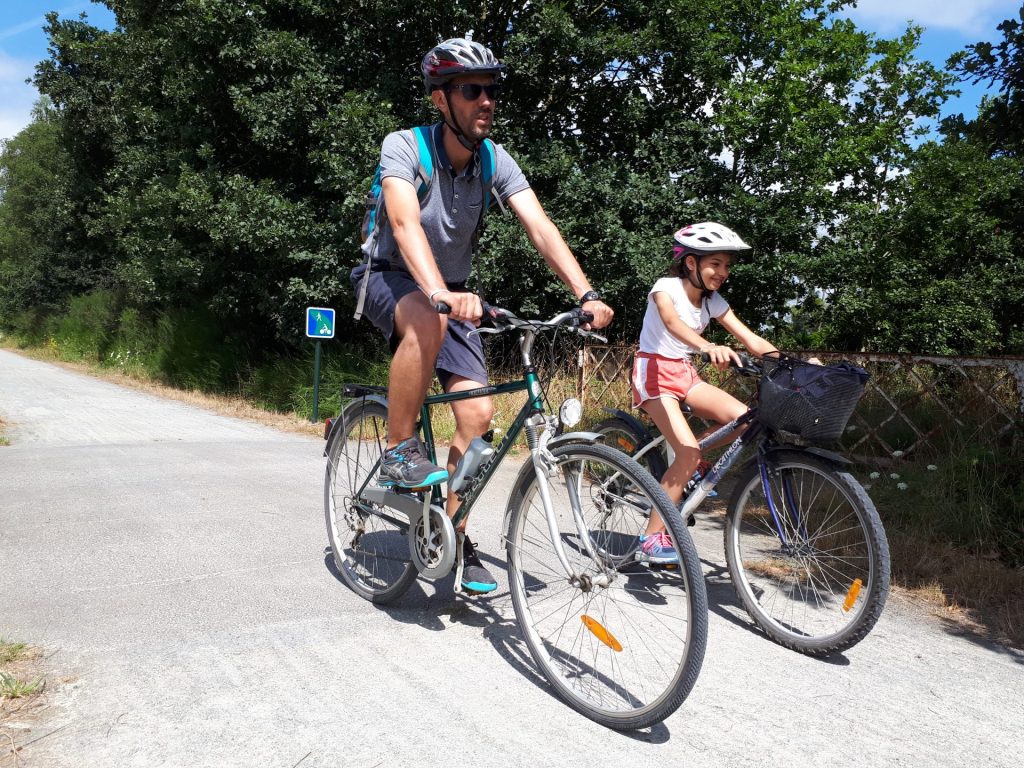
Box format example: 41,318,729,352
463,539,483,566
648,531,674,550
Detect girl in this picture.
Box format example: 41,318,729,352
633,222,778,564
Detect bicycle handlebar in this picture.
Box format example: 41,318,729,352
435,299,604,341
698,350,762,376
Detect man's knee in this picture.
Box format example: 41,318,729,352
394,298,446,352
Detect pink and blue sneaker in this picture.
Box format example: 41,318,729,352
638,531,679,565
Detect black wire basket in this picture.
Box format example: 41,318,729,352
757,353,870,445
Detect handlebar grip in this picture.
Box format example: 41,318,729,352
698,350,757,372
436,302,451,315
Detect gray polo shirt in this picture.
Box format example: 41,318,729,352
361,122,530,284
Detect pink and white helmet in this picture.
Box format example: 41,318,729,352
673,222,751,258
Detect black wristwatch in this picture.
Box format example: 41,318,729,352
578,290,602,305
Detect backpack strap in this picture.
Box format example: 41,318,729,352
478,138,505,216
354,127,436,320
411,126,434,198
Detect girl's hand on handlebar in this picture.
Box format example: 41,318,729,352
702,343,741,371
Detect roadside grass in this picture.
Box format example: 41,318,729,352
1,638,48,765
0,416,9,446
0,639,44,702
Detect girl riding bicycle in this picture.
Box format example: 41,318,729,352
633,222,778,564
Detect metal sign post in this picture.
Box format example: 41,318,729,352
305,307,336,423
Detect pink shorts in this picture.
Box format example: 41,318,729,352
631,352,706,407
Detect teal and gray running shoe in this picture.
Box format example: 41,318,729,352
460,537,497,594
378,437,448,488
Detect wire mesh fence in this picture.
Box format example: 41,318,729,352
579,344,1024,463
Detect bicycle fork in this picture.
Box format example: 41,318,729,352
522,415,615,589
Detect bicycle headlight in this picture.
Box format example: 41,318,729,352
559,398,583,428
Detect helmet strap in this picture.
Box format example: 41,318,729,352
684,254,713,297
440,90,481,151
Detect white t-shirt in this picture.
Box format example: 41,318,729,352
637,277,730,359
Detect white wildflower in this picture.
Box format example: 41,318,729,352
890,473,900,480
897,482,908,491
892,450,904,458
927,464,938,471
869,472,880,480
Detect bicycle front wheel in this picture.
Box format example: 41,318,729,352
324,400,417,603
506,442,707,730
724,450,890,655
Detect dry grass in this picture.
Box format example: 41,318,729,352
1,639,48,767
888,532,1024,649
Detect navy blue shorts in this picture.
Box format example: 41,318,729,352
350,263,488,389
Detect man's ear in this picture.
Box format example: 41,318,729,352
430,88,448,115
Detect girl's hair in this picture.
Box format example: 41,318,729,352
668,246,690,278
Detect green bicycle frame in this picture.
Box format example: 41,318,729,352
416,367,545,530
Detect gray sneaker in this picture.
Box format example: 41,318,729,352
378,438,448,488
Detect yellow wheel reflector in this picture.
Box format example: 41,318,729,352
581,615,622,652
843,578,863,612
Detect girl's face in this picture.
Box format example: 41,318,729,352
689,252,733,290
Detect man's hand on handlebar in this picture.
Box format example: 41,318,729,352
581,299,614,330
432,290,483,324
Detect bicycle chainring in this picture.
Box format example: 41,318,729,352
408,504,457,579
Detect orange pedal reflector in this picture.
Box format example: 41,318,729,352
843,578,863,612
581,615,622,652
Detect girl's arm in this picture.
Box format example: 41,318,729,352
653,293,742,368
716,308,778,356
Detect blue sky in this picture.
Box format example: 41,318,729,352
1,0,1021,143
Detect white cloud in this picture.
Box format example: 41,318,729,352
845,0,1020,36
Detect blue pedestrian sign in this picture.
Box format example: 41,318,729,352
306,307,336,339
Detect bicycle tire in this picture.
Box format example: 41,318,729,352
324,400,418,603
593,417,669,480
506,442,707,730
724,450,890,655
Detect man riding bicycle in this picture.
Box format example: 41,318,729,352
350,37,613,593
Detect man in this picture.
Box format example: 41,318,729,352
350,37,613,593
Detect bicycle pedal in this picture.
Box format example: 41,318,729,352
648,562,679,571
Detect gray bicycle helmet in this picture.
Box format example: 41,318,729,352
421,38,506,93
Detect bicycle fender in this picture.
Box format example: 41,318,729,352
759,444,852,467
323,394,389,457
601,408,656,442
549,431,603,449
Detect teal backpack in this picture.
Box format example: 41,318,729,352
354,125,500,320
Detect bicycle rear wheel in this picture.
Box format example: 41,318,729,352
724,450,890,655
593,417,668,480
324,400,417,603
506,442,707,730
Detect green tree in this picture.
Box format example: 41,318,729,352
0,99,90,323
7,1,955,358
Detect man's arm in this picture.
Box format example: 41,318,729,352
506,188,614,328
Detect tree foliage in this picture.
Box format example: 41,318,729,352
1,0,1019,360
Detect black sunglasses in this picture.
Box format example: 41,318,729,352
446,83,501,101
